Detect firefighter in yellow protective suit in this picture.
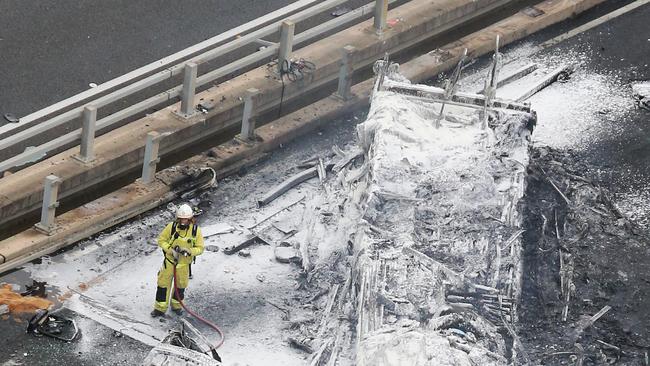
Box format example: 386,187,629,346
151,203,204,317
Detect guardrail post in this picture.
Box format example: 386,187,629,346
374,0,388,34
74,106,97,164
278,20,295,73
141,131,162,184
240,88,260,141
180,62,198,116
34,175,62,235
336,46,356,100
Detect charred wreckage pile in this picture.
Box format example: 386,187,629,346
251,53,538,365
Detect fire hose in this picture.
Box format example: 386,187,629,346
172,259,225,352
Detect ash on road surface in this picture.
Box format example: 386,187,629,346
519,147,650,365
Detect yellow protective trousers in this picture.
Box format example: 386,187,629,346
154,258,190,312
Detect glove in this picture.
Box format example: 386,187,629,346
171,246,181,261
179,248,192,257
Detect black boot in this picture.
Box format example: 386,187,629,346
150,309,165,317
172,308,183,315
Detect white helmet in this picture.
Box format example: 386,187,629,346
176,204,194,219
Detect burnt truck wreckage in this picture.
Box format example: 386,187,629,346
278,54,650,364
241,53,537,364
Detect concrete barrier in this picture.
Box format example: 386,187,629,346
0,0,607,273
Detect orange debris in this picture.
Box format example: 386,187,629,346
0,284,52,314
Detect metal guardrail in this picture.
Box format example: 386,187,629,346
6,0,392,234
0,0,396,174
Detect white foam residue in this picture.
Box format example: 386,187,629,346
461,46,635,151
528,70,631,148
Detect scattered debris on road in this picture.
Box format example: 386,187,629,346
21,280,47,298
222,234,264,255
27,309,79,342
202,223,235,237
205,245,220,253
516,64,575,101
143,319,222,365
274,245,301,264
257,164,332,207
3,112,19,123
632,81,650,110
331,7,351,17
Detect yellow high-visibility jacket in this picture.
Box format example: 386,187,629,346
157,222,204,266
